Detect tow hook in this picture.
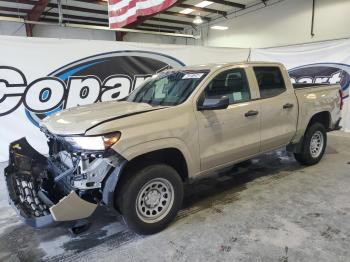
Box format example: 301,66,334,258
68,219,91,235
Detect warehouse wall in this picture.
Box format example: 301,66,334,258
0,21,26,36
32,25,115,41
199,0,350,48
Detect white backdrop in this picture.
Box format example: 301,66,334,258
0,36,349,161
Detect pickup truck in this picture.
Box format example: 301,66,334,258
5,62,342,235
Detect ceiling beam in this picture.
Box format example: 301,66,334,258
47,3,107,15
0,13,25,18
0,0,37,4
40,17,106,27
115,31,125,41
135,27,175,33
142,22,184,31
26,0,50,36
148,17,194,26
0,6,29,14
162,11,210,21
27,0,50,21
177,4,227,16
43,11,108,24
208,0,245,9
73,0,108,5
43,14,179,33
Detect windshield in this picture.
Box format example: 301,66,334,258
127,70,209,106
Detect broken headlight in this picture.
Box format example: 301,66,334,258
64,132,121,151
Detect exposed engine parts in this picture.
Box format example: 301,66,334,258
53,150,120,190
73,154,120,190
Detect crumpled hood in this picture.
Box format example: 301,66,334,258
41,101,164,135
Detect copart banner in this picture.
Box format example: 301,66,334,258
251,38,350,133
0,36,249,161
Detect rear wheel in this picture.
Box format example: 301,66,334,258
294,122,327,165
117,164,183,235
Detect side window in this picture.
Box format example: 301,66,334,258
204,68,250,104
253,66,286,98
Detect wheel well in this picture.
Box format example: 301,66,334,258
122,148,188,182
307,111,331,130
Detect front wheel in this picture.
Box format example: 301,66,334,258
117,164,183,235
294,122,327,166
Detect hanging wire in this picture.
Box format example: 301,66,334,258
12,0,26,36
17,0,20,19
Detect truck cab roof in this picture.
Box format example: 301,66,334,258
171,61,286,72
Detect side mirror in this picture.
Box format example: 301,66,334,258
197,96,229,111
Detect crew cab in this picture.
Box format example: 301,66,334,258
4,62,342,234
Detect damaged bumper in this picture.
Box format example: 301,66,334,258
4,138,98,228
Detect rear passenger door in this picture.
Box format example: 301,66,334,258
252,66,298,151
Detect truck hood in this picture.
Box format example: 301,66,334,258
41,101,165,135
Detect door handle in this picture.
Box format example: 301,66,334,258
283,103,294,109
245,110,259,117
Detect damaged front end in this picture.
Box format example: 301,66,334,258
5,133,126,228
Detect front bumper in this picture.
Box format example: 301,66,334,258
4,138,97,228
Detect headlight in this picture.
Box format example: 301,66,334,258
64,132,121,151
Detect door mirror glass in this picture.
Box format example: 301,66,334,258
197,96,229,111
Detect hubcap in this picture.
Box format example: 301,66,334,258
310,131,324,158
136,178,174,223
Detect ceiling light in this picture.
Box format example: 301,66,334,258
211,25,228,30
180,8,194,14
193,15,203,24
195,1,213,8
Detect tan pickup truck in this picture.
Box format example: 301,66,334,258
5,62,343,234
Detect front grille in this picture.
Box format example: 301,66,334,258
11,174,50,217
5,148,52,218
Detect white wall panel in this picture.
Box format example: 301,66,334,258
203,0,350,48
33,25,115,41
0,21,26,37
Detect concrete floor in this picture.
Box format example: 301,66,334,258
0,131,349,262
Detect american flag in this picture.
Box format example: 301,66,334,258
108,0,177,29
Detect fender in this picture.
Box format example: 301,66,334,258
117,137,200,178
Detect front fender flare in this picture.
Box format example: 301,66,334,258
116,137,199,179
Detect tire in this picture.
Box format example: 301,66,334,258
294,122,327,166
117,164,183,235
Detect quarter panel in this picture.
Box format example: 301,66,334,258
292,85,341,143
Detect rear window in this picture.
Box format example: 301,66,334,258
253,67,286,98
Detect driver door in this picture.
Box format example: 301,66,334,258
195,67,261,171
